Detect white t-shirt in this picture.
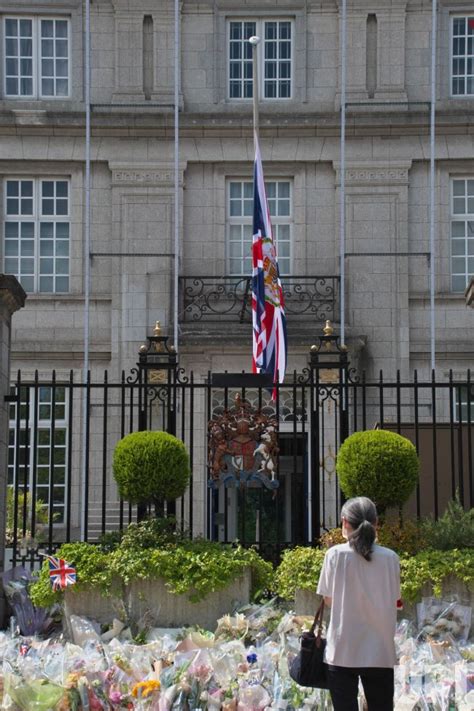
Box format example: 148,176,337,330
316,542,400,668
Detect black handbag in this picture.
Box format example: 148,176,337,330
289,599,329,689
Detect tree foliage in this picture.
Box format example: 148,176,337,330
336,430,419,513
113,431,190,505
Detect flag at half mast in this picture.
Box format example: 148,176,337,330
251,133,287,393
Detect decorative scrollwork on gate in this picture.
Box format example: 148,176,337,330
211,389,307,423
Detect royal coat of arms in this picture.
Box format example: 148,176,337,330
208,394,279,490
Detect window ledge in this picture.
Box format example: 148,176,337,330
409,292,466,302
25,293,111,302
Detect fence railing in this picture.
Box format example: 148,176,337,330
6,368,473,568
179,275,340,323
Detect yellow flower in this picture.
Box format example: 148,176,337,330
132,680,161,698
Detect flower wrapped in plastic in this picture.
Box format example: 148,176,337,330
417,598,472,643
3,669,65,711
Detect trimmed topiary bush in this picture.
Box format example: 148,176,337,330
113,431,190,505
336,429,419,514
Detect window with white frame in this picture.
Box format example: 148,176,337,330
451,179,474,292
4,17,70,98
451,16,474,96
227,180,291,276
4,178,70,293
8,386,68,525
228,20,292,99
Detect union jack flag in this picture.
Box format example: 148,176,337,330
45,555,76,591
251,133,287,394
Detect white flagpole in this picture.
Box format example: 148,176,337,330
173,0,180,352
340,0,347,346
250,36,260,145
429,0,437,370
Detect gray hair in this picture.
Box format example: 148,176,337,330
341,496,377,561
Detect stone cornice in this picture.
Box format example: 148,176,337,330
0,275,26,315
112,0,179,11
3,107,474,139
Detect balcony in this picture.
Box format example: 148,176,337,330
179,276,339,325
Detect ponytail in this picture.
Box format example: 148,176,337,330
348,519,376,561
341,497,377,561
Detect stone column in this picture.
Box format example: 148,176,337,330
0,275,26,577
375,3,408,102
108,162,186,376
335,0,408,106
111,0,183,106
335,161,412,379
112,11,145,102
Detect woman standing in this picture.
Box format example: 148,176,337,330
317,496,400,711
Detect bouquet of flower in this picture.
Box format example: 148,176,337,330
417,598,472,642
3,670,65,711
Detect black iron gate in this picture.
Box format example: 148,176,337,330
6,336,474,567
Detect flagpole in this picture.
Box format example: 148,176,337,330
249,36,260,142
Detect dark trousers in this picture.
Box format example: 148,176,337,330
327,665,394,711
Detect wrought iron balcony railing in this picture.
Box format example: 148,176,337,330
180,275,339,324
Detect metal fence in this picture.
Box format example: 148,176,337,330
179,275,339,324
6,364,474,567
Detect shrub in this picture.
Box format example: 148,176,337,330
336,430,419,514
421,497,474,550
376,519,427,555
113,431,190,505
119,517,189,549
319,528,345,548
111,539,273,602
5,489,49,546
29,542,113,608
273,546,474,604
400,548,474,602
320,521,427,556
272,546,326,600
29,538,273,607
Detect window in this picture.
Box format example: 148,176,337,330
4,178,70,293
4,17,70,98
455,384,474,422
9,386,68,525
451,16,474,96
227,180,291,276
451,179,474,292
228,20,292,99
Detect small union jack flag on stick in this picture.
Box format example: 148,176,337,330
43,554,77,591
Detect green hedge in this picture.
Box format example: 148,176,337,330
29,539,273,608
272,546,474,603
273,546,326,601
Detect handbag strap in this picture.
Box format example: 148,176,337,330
309,599,325,639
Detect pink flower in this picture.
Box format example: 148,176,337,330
189,663,212,683
109,690,123,704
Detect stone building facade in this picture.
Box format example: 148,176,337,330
1,0,473,542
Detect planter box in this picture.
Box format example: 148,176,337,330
64,570,251,631
294,575,474,619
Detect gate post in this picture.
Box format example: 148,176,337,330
0,276,26,609
137,321,178,518
308,321,349,539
